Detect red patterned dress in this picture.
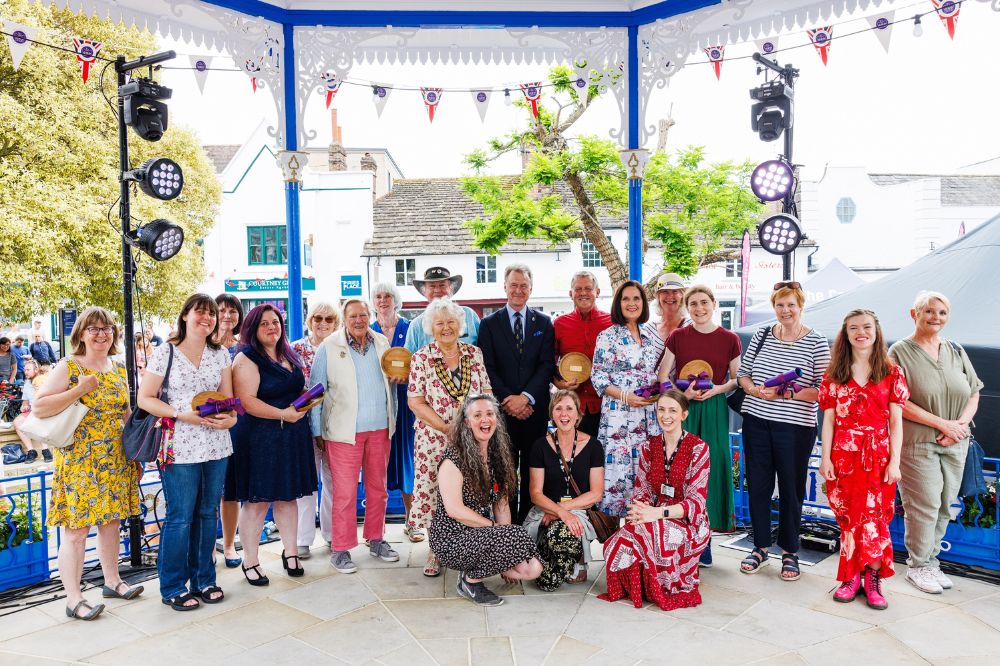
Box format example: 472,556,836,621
819,365,909,582
406,342,491,530
599,432,711,611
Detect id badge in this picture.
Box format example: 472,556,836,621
660,484,675,498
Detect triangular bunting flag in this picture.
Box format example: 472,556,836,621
3,20,37,71
244,57,262,93
72,37,102,84
754,36,779,56
704,45,725,80
470,90,491,123
372,83,391,118
189,55,212,94
572,59,590,106
520,82,543,119
321,71,341,109
931,0,960,39
420,87,443,123
807,26,833,66
866,12,895,53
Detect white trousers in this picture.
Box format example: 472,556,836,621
296,446,333,548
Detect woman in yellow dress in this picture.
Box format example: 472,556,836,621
34,307,143,621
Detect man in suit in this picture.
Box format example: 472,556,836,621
478,263,555,523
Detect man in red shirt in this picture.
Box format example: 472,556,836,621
553,271,613,439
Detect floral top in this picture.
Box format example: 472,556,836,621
591,324,661,398
291,337,318,383
407,342,492,423
819,366,909,464
146,343,234,464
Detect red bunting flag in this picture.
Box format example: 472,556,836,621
244,57,262,93
704,45,725,80
321,71,341,109
931,0,960,39
807,26,833,66
520,82,543,118
420,87,443,123
72,37,101,84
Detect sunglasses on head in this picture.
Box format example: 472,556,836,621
312,315,337,323
773,281,802,291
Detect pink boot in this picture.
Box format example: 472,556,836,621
863,567,888,610
833,573,861,603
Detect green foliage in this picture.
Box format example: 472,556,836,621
961,483,996,529
0,0,222,322
0,493,44,550
461,176,578,254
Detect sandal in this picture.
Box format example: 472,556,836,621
193,586,225,604
403,524,426,543
161,592,200,612
740,547,769,574
780,553,801,581
423,554,441,578
282,550,305,577
65,599,105,621
242,562,270,587
101,580,144,600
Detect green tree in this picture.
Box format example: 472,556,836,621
0,0,221,322
462,65,762,291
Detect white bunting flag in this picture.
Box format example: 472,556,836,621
3,20,37,71
867,12,895,53
189,55,213,94
371,83,391,118
470,90,491,123
754,36,779,57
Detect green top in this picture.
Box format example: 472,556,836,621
888,338,983,446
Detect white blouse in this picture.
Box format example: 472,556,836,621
146,343,233,464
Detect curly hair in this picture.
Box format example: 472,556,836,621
448,395,517,504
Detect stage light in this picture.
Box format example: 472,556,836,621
128,219,184,261
750,79,794,142
758,213,802,256
125,157,184,201
750,160,793,202
120,78,172,142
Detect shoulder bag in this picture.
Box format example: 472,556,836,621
959,437,987,498
123,344,174,463
552,436,619,543
726,326,771,414
19,363,90,449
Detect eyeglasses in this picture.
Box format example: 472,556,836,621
773,281,802,291
312,315,337,323
85,326,115,336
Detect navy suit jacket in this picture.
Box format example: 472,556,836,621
478,306,555,414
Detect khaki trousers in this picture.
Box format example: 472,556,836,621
897,439,968,569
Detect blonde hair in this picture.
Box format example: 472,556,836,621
771,285,806,308
912,290,950,313
684,284,716,308
70,306,121,357
306,301,341,333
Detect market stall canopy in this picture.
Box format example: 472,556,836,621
744,257,866,326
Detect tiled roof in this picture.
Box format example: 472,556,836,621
868,173,1000,207
362,177,625,257
203,145,241,174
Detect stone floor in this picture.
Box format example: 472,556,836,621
1,526,998,665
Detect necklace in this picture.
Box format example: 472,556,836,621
774,324,803,346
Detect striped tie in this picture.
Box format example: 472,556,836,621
514,311,524,355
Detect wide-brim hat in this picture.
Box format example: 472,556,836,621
412,266,463,296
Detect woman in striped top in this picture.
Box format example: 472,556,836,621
735,281,830,580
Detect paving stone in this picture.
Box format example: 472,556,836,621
542,635,602,665
377,639,439,666
201,598,322,648
384,598,488,639
420,638,470,666
469,636,515,665
484,593,583,637
654,580,762,629
1,612,146,662
810,578,948,626
564,595,674,653
0,650,71,665
724,598,871,650
958,592,1000,632
510,635,560,666
271,571,379,620
797,627,928,666
884,606,1000,661
85,624,243,665
0,606,61,642
886,567,999,605
359,565,446,601
628,618,784,665
237,636,347,665
294,603,413,664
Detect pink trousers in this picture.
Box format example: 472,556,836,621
324,428,391,552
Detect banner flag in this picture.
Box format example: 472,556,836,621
470,90,491,122
3,21,37,71
72,37,101,84
190,55,212,94
867,12,895,53
807,26,833,66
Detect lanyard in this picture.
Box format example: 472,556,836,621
550,430,578,497
662,431,684,482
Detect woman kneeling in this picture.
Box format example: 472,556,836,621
599,389,711,611
430,395,543,606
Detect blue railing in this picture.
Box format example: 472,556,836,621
729,432,1000,571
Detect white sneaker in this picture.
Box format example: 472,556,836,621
906,566,943,594
930,566,953,589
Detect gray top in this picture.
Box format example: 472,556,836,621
0,353,14,380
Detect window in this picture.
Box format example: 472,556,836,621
725,259,742,278
395,258,416,286
836,197,856,224
247,225,287,265
582,238,609,268
476,255,497,283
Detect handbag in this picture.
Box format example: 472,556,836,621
2,443,26,465
726,326,771,413
552,437,620,543
123,344,174,463
959,437,987,498
19,365,90,449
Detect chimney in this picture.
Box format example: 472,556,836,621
361,152,377,201
328,109,347,172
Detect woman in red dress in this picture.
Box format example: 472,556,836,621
599,389,711,611
819,308,908,610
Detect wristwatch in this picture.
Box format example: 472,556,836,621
662,507,670,519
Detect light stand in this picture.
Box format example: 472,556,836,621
752,53,800,280
115,50,176,571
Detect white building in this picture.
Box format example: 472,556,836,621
199,118,404,317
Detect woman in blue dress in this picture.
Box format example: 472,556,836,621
371,282,421,542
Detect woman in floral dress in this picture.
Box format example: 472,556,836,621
600,389,711,611
591,280,660,517
408,298,491,576
819,308,908,611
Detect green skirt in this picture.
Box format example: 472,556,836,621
683,393,734,532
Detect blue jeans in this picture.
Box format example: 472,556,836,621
158,458,228,599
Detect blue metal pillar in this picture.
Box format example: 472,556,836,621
626,24,643,283
282,22,304,341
